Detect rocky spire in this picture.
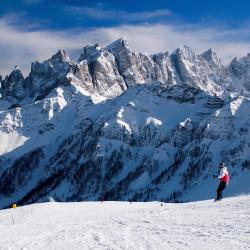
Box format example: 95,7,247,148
78,43,102,62
3,66,24,90
201,48,222,68
106,37,130,52
49,49,70,64
0,66,26,100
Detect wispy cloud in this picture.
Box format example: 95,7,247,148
1,15,250,77
65,6,173,22
0,18,80,77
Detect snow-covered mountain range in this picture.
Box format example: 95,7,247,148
0,38,249,208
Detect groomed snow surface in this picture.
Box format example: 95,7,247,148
0,195,250,250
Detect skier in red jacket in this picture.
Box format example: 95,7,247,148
213,163,229,201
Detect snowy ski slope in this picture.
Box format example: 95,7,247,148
0,195,249,250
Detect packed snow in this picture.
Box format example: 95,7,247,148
0,195,249,250
0,132,29,155
145,117,163,126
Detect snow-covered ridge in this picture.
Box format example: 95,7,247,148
0,195,249,249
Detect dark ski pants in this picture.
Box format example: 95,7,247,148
216,182,227,200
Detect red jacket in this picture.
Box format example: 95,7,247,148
218,167,229,183
221,173,229,183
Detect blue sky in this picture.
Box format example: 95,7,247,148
1,0,250,76
1,0,250,29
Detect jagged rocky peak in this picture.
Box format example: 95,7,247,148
30,49,70,74
153,51,170,60
2,65,24,90
28,50,73,99
228,57,243,75
49,49,70,64
170,45,225,95
173,45,196,60
229,53,250,74
90,48,127,98
105,37,135,67
106,38,153,86
7,66,24,82
106,37,130,53
201,48,222,68
78,38,130,63
0,65,27,101
78,43,102,62
228,54,250,92
170,45,199,83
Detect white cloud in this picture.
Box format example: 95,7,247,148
102,24,250,63
1,17,250,78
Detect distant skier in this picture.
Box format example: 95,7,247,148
213,163,229,201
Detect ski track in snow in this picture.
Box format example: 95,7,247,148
0,196,250,250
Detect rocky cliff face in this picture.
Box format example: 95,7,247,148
0,39,249,208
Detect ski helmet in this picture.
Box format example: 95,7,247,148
219,162,224,168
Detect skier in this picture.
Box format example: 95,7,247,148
213,162,229,201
